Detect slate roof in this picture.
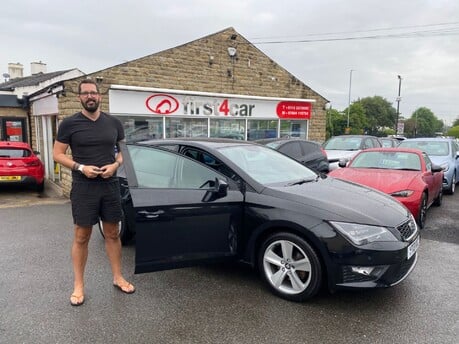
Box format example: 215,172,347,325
0,70,74,91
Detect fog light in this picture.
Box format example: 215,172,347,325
351,265,388,278
351,266,375,276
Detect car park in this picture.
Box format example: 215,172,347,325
255,138,329,173
110,138,419,302
329,148,443,228
0,141,45,192
398,137,459,194
322,135,382,171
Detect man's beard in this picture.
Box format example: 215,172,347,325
81,99,100,113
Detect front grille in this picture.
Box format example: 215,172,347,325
396,219,417,241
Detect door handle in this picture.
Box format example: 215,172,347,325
137,210,165,219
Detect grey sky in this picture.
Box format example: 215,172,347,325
2,0,458,124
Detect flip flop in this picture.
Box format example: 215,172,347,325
113,282,135,294
70,294,85,306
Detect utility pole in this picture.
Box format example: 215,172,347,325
346,69,354,132
395,75,402,134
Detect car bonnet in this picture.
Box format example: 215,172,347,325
266,177,409,227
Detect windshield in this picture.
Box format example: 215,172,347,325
323,137,362,150
350,151,421,170
399,141,449,156
218,144,317,185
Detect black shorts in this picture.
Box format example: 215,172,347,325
70,180,122,227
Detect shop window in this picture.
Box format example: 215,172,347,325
210,119,245,140
247,120,278,141
279,120,307,139
1,118,27,142
117,116,163,142
165,118,208,138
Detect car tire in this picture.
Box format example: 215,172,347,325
447,172,456,195
258,232,322,302
417,193,427,229
98,209,133,245
36,181,44,193
433,187,443,207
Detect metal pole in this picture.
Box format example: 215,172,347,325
395,75,402,134
347,70,354,129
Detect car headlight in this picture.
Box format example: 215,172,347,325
440,163,449,172
330,221,398,246
390,190,414,197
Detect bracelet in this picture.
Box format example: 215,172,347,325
78,164,85,173
73,162,79,171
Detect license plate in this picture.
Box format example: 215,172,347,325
0,176,21,181
407,236,420,260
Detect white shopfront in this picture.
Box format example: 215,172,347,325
109,85,315,142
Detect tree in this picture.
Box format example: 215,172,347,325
358,96,396,136
410,107,443,137
447,126,459,138
453,118,459,127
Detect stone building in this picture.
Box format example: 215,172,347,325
28,27,328,197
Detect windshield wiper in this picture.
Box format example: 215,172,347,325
287,176,318,186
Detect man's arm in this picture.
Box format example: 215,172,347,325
53,140,75,170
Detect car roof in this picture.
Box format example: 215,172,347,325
255,138,318,144
401,137,453,142
138,137,256,149
355,147,423,154
0,141,31,149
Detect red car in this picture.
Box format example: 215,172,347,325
329,148,443,228
0,141,45,192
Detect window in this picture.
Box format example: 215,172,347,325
127,145,224,189
278,142,302,160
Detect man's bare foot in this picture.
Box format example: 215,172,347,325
113,278,135,294
70,293,85,306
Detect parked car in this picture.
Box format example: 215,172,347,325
255,138,329,173
105,138,419,302
398,137,459,194
328,148,443,228
0,141,45,192
322,135,382,171
379,137,400,148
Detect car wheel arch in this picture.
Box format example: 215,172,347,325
245,222,329,275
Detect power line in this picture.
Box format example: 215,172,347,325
249,22,459,44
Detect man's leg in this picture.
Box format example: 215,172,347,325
71,225,92,305
103,222,135,293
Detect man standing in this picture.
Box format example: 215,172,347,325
53,79,135,306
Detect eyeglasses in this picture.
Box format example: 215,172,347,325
79,91,99,97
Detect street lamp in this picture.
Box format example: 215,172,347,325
347,69,354,129
395,75,402,134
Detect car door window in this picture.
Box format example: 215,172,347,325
127,145,225,189
181,148,239,182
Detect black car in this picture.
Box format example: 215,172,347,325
111,138,419,302
255,138,329,173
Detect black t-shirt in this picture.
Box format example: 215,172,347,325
56,112,125,182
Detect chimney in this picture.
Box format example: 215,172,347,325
31,61,47,75
8,63,24,79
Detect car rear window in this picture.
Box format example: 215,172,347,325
0,148,31,158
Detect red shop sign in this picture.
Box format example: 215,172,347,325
276,101,311,119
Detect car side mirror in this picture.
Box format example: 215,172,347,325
431,164,443,173
338,158,348,168
202,178,228,202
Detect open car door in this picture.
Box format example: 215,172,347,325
120,143,244,274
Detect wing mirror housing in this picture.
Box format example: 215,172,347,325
338,158,349,168
431,164,443,173
202,178,228,202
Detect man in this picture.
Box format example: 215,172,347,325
53,79,135,306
